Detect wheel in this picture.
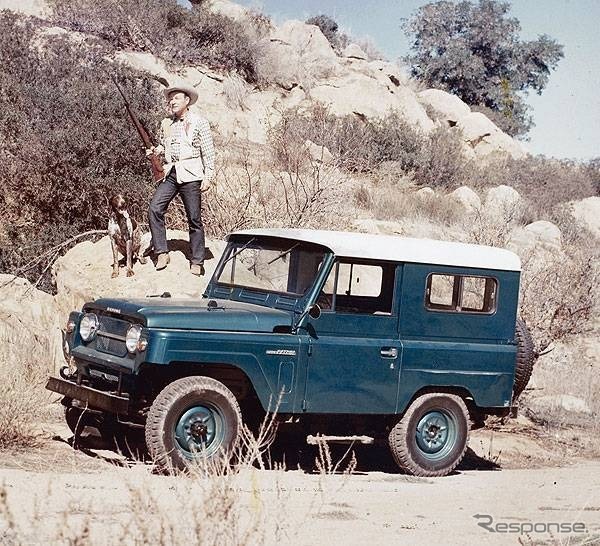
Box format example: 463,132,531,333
513,318,536,399
145,376,242,473
389,393,469,477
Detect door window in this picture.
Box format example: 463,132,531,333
318,261,394,314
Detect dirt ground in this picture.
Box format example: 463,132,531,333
1,413,599,545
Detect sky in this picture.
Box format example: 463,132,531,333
185,0,599,160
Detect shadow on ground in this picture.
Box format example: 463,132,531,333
64,425,501,476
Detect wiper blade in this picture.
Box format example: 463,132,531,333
221,237,256,266
267,243,299,265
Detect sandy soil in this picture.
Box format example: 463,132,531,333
1,416,599,545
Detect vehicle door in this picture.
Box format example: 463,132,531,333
298,259,402,414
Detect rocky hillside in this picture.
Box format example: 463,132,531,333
1,0,525,160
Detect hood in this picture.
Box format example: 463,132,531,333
86,297,294,333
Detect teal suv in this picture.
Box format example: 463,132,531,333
47,228,535,476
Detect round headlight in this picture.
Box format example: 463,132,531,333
80,313,99,341
126,324,143,353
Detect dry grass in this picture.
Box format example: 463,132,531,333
0,406,361,544
0,321,52,450
355,179,465,229
222,73,251,111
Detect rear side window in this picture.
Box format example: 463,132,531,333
426,273,497,314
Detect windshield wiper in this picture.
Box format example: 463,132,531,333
267,243,299,265
221,237,256,266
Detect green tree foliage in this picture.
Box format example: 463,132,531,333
404,0,564,137
0,12,162,289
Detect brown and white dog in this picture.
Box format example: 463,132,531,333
108,194,146,278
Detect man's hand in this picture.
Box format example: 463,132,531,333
145,145,164,157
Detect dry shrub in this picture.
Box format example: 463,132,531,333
0,12,162,290
471,155,597,213
412,125,474,189
269,104,425,174
0,359,49,449
48,0,264,82
464,201,527,247
200,135,353,238
222,73,251,111
518,250,598,354
364,185,464,227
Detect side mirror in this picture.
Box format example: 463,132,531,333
308,303,321,320
292,303,321,333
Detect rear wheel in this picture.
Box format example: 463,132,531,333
389,393,469,477
145,376,241,473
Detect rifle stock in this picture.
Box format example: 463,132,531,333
112,76,164,182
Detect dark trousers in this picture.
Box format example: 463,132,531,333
148,170,205,264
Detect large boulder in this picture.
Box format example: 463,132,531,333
507,220,562,254
260,20,340,90
570,196,600,239
484,185,522,215
364,60,410,88
52,231,227,318
450,186,481,213
207,0,250,23
342,44,368,61
418,89,470,124
456,112,526,159
310,72,434,131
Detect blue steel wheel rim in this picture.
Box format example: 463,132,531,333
174,404,225,459
415,409,457,460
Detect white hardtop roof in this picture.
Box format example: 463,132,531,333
231,228,521,272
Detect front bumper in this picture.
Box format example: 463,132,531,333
46,376,130,414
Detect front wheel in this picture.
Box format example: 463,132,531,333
389,393,469,477
145,376,241,473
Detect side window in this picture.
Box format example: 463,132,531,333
318,261,394,315
426,274,497,314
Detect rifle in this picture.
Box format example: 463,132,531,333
111,76,164,182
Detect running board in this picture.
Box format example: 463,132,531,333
306,435,374,445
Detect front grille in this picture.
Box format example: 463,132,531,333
95,335,127,356
93,314,131,357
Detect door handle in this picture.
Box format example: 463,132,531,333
380,347,398,359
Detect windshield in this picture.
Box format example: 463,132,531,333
216,237,329,296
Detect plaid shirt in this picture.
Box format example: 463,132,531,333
159,112,215,181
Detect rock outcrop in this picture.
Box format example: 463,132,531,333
418,89,471,124
508,221,562,254
570,196,600,239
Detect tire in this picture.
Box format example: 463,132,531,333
389,393,469,477
513,318,536,399
145,376,242,473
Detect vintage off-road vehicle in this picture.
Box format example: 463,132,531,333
47,228,534,477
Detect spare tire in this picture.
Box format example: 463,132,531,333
513,318,536,398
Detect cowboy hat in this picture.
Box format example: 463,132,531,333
163,84,199,106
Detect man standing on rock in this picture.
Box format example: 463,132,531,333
146,84,215,276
